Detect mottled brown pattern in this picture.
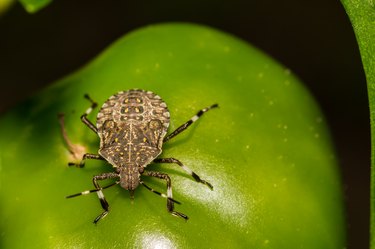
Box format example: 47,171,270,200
96,89,169,190
66,89,217,223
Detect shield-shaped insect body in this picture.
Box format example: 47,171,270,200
64,89,218,223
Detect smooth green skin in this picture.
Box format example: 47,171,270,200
340,1,375,247
0,23,345,248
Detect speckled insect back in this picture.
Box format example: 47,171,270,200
64,89,218,224
97,90,170,191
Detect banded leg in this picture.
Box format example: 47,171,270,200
163,103,218,143
140,181,181,204
154,158,213,190
91,172,120,224
66,172,119,224
66,181,119,198
144,171,188,220
81,94,98,133
68,153,105,167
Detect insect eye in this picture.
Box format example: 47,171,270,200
149,120,161,129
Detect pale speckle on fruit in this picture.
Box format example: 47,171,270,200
167,52,174,57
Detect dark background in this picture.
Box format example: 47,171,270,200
0,1,369,248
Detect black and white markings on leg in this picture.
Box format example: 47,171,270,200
66,181,119,198
64,89,218,223
163,103,218,143
153,158,214,190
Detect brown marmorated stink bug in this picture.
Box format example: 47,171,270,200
62,89,218,223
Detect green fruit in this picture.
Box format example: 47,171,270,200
0,23,345,248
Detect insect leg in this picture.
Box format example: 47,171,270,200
66,172,119,224
81,94,98,133
144,170,188,220
68,153,105,167
140,181,181,204
163,104,218,143
66,181,119,198
91,172,120,224
154,158,213,190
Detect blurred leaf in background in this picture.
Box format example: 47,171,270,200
0,0,15,15
340,0,375,247
19,0,51,13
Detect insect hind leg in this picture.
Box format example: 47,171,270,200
154,158,213,190
144,170,188,220
91,172,120,224
140,181,181,204
66,172,119,224
66,181,119,198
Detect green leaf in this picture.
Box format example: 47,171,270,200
0,23,345,248
19,0,52,13
340,0,375,247
0,0,15,15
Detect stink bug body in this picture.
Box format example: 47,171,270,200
64,89,218,223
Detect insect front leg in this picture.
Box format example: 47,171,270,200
68,153,105,167
163,104,218,143
154,158,213,190
81,94,98,133
144,170,188,220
